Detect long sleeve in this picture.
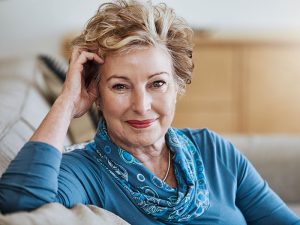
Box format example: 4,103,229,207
234,145,300,225
0,141,105,214
0,141,62,213
183,128,300,225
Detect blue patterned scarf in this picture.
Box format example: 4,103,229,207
94,121,209,223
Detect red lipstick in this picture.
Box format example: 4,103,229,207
126,119,156,129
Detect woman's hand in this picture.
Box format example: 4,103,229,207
29,48,103,150
60,48,104,118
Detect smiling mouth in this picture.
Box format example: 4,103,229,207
126,119,156,129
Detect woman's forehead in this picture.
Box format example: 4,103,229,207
100,47,173,77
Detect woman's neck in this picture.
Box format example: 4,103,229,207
106,128,173,182
115,138,170,180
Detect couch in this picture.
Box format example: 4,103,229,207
0,57,299,223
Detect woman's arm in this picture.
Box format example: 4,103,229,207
30,49,103,151
234,145,300,225
0,49,103,213
0,142,105,213
0,142,62,213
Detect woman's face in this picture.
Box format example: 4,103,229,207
98,47,178,149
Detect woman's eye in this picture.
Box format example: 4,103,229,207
152,80,166,88
112,84,127,91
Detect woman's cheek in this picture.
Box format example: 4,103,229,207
107,94,130,114
156,95,176,116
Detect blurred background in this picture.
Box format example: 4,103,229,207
1,0,300,213
0,0,300,59
1,0,300,135
1,1,300,58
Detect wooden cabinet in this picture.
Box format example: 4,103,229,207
172,38,300,134
242,45,300,133
173,44,240,132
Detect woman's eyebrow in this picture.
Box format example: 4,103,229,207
107,72,170,81
106,75,130,82
148,72,170,78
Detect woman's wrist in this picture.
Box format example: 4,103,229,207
54,93,77,120
29,94,75,151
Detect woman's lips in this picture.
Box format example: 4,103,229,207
126,119,156,129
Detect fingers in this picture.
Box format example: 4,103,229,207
67,48,104,90
70,47,104,66
77,51,104,66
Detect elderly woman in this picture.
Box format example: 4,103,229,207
0,0,299,224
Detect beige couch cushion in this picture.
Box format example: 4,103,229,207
0,203,129,225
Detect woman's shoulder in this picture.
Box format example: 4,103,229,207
61,140,98,165
177,127,244,164
177,128,249,182
176,127,225,145
64,140,95,153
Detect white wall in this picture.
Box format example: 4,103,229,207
1,0,300,59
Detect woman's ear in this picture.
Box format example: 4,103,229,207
95,97,104,120
95,97,102,110
96,104,101,111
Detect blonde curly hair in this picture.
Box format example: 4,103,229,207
72,0,194,94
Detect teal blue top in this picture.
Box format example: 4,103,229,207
0,128,299,225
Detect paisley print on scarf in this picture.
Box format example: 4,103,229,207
94,121,209,223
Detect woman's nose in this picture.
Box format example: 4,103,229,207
132,89,151,115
